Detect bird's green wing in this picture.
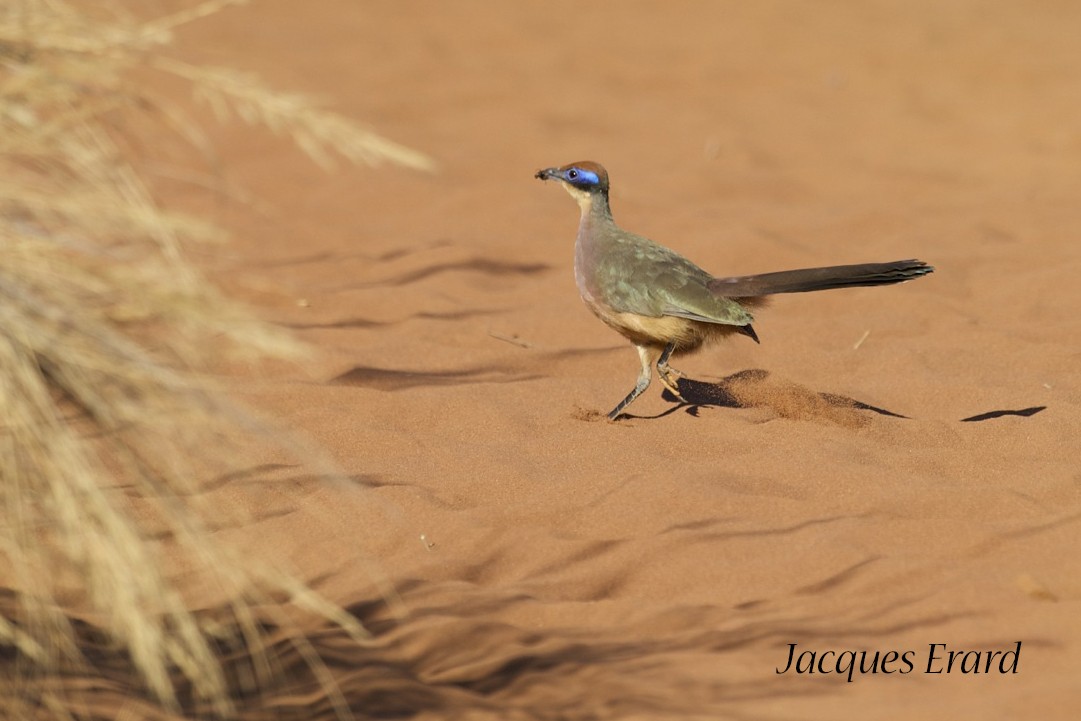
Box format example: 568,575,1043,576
652,270,754,326
599,235,753,326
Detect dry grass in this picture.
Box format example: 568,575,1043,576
0,0,431,718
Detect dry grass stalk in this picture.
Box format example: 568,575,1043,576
0,0,431,717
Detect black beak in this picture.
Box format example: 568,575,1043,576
535,167,560,181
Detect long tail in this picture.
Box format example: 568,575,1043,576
707,259,933,297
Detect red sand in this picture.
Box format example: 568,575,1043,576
158,1,1080,718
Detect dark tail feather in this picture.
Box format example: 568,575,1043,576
708,259,933,297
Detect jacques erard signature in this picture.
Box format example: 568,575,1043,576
776,642,1022,682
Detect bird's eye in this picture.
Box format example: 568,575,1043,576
567,169,579,180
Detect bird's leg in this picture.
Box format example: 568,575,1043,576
607,344,658,420
656,342,686,401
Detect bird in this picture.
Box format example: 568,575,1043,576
534,160,934,420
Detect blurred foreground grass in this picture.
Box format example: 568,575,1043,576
0,1,430,717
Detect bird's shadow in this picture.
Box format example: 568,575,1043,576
620,369,1047,424
702,369,904,416
615,369,902,424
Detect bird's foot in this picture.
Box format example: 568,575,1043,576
658,366,686,402
658,363,684,380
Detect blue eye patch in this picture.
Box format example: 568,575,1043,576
565,168,600,186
